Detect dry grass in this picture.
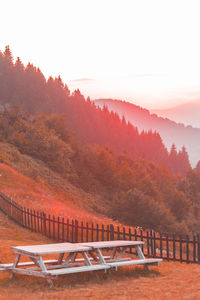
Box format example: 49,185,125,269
0,141,113,223
0,162,112,224
0,211,200,300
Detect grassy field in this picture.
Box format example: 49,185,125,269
0,211,200,300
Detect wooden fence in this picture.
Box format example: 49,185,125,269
0,191,200,264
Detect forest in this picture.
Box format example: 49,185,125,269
0,46,199,235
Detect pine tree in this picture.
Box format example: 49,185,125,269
4,45,13,63
169,144,178,173
15,57,24,70
196,160,200,171
177,146,191,175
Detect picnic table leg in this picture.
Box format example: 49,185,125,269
110,247,117,260
57,253,64,264
116,247,127,260
10,254,21,279
83,251,101,280
30,257,41,268
37,256,53,287
70,253,78,263
88,250,98,262
135,245,149,270
95,248,107,271
135,245,145,259
82,252,92,266
64,252,77,264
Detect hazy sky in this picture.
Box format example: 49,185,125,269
1,0,200,108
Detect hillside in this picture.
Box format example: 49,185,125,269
0,144,111,224
0,211,200,299
94,98,200,167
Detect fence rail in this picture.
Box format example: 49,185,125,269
0,191,200,264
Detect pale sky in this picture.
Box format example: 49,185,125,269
1,0,200,108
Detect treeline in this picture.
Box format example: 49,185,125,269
0,46,191,175
0,107,200,235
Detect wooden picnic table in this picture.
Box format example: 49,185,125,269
79,240,162,269
0,240,162,285
0,242,109,286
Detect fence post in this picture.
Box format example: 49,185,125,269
91,223,94,242
150,230,154,257
75,220,78,242
43,212,46,236
110,224,114,241
21,206,24,226
57,216,60,241
62,218,64,242
153,231,157,258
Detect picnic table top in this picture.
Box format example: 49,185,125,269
11,240,144,256
11,242,92,255
79,240,144,249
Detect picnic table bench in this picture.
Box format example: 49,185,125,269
0,240,162,286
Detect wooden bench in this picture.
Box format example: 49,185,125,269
0,256,116,272
108,258,162,268
45,264,110,276
0,259,60,270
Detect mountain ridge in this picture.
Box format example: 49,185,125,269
94,98,200,167
151,99,200,128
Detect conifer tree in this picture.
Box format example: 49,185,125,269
15,57,24,70
4,45,13,63
196,160,200,171
169,144,178,173
177,146,191,175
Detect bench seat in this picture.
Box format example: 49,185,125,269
0,256,112,271
45,264,110,275
108,258,162,267
0,259,60,269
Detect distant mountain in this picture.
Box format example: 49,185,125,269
151,100,200,128
94,99,200,167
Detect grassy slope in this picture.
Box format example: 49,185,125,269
0,211,199,300
0,142,111,223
